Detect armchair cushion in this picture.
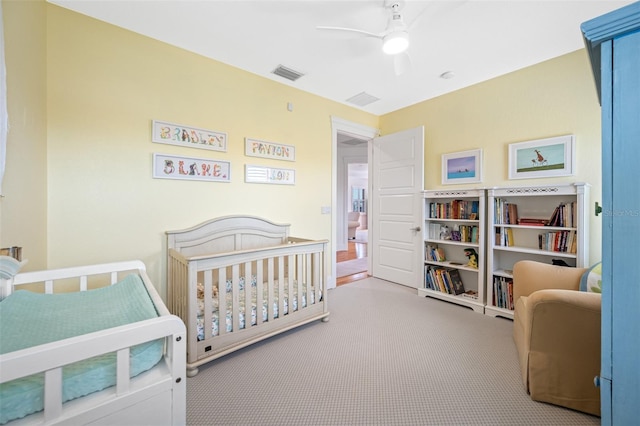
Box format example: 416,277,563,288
512,260,601,416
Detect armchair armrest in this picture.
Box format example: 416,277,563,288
512,260,587,302
521,289,601,416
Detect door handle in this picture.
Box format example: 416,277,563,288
410,226,421,232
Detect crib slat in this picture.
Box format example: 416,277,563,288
304,253,315,306
288,255,294,313
267,257,275,322
296,254,303,311
204,270,213,340
45,280,53,294
44,368,63,422
116,347,130,395
244,261,252,329
256,260,264,326
80,275,88,292
278,256,285,318
218,268,227,336
110,271,118,284
313,251,320,304
232,264,240,332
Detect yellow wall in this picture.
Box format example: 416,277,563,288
43,4,376,293
380,49,602,263
1,2,602,294
0,0,48,271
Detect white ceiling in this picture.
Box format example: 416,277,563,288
48,0,632,115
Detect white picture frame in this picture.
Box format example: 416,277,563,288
152,120,227,152
508,135,575,179
245,138,295,162
152,153,230,182
244,164,295,185
441,149,483,185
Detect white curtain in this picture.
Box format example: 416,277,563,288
0,1,7,195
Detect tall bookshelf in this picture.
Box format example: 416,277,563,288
418,189,485,313
485,183,590,319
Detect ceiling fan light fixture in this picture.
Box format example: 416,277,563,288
382,31,409,55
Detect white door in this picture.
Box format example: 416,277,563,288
370,126,424,288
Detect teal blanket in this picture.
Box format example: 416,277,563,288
0,274,164,424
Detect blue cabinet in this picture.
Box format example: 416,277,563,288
582,3,640,424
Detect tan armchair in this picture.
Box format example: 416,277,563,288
512,260,601,416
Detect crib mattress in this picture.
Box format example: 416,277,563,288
0,274,164,424
196,277,320,340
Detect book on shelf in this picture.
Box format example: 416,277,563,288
548,202,576,227
494,198,519,224
429,200,480,220
425,265,465,295
495,227,515,247
447,268,465,295
493,276,514,310
537,230,576,253
425,244,446,261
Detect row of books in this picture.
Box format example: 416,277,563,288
494,199,576,228
425,244,446,262
493,198,519,224
548,202,576,227
539,230,577,253
429,200,479,220
492,276,514,310
425,266,465,295
427,223,479,243
495,227,515,247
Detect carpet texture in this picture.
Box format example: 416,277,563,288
187,278,599,425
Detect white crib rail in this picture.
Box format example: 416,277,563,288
0,260,186,425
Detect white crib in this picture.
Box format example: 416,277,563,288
166,215,329,376
0,260,186,425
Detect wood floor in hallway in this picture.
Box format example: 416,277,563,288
336,241,368,286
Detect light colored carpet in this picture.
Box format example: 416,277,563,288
336,257,368,277
186,278,599,425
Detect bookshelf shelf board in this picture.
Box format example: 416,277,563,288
484,304,514,319
417,288,484,313
492,224,577,231
493,245,577,258
425,239,480,248
427,218,480,224
424,260,480,273
492,269,514,278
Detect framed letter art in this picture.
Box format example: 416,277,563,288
152,120,227,152
152,153,230,182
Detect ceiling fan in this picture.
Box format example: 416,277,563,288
317,0,414,75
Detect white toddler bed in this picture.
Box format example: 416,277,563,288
166,215,329,376
0,260,186,425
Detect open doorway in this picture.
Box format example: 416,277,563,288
336,133,369,285
330,117,378,289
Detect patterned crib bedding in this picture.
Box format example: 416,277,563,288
196,276,321,340
0,274,164,425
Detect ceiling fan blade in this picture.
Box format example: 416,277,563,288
316,26,383,39
394,52,412,76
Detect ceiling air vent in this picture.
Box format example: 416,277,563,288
346,92,380,107
271,65,304,82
